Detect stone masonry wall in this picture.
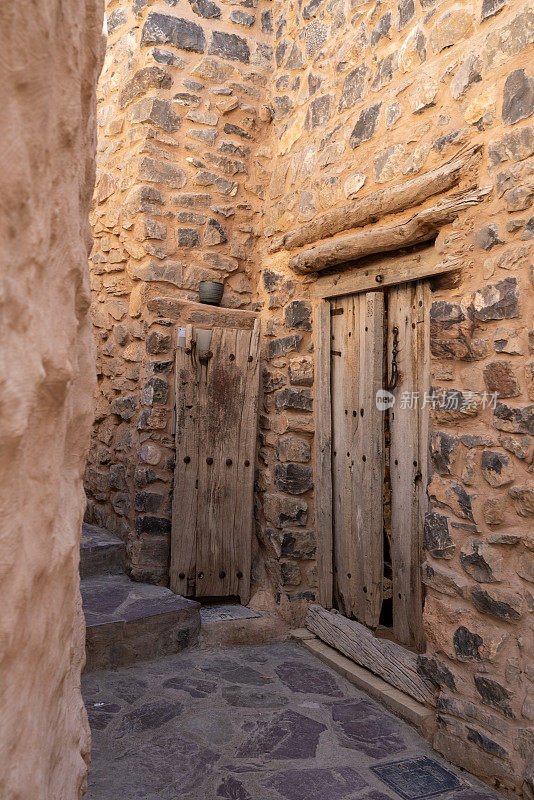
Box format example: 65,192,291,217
85,0,273,581
0,2,105,798
254,0,534,794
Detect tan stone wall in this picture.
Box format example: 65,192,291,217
86,0,273,581
255,0,534,794
0,2,105,798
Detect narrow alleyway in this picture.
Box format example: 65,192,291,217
82,642,503,800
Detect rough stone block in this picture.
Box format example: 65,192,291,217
141,13,206,53
274,463,313,494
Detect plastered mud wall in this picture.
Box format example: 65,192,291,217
0,2,104,798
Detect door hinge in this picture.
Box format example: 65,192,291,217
331,307,344,316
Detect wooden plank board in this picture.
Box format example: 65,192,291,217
354,292,385,628
232,318,261,604
314,302,333,609
170,323,260,602
170,324,199,595
331,292,384,627
310,252,460,300
331,295,359,618
194,326,259,600
388,281,430,650
306,604,436,706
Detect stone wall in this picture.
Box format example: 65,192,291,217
85,0,273,581
255,0,534,794
0,2,105,798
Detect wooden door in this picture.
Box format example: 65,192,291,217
388,281,430,649
330,292,384,626
170,320,260,603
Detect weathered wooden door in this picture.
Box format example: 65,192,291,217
330,292,385,627
325,280,429,649
170,320,260,603
388,281,430,649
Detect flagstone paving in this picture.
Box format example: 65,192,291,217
82,641,503,800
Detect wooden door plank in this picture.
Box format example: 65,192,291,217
194,326,258,601
388,281,429,650
353,292,385,628
331,294,359,618
233,318,261,604
314,302,333,608
306,604,436,706
170,325,199,595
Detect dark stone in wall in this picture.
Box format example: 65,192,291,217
481,450,513,487
397,0,415,29
423,512,455,559
430,431,459,475
141,13,206,54
474,224,503,251
268,334,302,359
230,9,255,26
135,492,163,513
110,465,127,491
118,66,173,109
274,464,314,494
280,529,316,559
261,9,273,33
176,228,201,247
483,361,520,398
302,0,322,20
453,627,482,661
209,31,250,63
135,516,172,536
263,269,282,293
471,587,522,620
370,11,392,48
305,95,333,130
417,655,456,691
189,0,221,19
466,727,508,757
108,8,128,34
146,331,171,354
430,301,474,360
130,98,179,133
110,395,137,421
471,278,519,321
274,388,313,412
493,402,534,434
135,467,158,487
474,675,514,717
349,103,381,149
502,69,534,126
338,64,369,111
481,0,505,20
285,301,311,331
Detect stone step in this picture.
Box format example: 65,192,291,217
82,574,200,672
80,524,126,579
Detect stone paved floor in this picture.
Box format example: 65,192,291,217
82,642,502,800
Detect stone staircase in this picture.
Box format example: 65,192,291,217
80,524,200,671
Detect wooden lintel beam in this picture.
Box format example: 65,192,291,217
310,251,462,300
271,144,482,253
290,186,491,274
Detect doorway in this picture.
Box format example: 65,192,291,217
327,280,430,650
